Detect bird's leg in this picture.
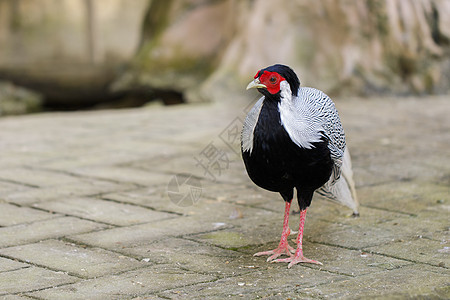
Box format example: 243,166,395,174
272,209,322,268
254,201,295,261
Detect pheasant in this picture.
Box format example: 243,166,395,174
241,64,359,267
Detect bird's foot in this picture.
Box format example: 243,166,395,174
253,243,295,262
272,255,322,268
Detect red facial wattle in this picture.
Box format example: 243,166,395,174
256,71,286,94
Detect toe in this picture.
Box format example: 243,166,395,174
253,250,274,257
271,257,292,264
288,257,323,268
267,252,289,262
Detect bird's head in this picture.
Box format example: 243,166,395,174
246,64,300,99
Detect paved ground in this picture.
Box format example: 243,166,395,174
0,92,448,299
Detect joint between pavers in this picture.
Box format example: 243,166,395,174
360,204,418,217
303,238,448,270
0,215,68,231
151,274,225,297
363,247,449,270
181,227,248,252
292,276,352,297
295,291,325,299
418,234,450,243
12,279,82,298
58,237,151,264
31,166,147,189
307,235,393,252
181,225,236,239
98,196,184,217
232,201,281,213
287,262,356,278
0,178,40,189
29,206,119,228
0,201,21,207
154,293,173,300
41,204,178,228
29,167,151,188
150,167,245,187
354,179,399,189
85,188,138,199
0,252,86,280
0,261,31,275
177,235,245,256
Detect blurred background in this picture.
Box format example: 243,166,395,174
0,0,449,116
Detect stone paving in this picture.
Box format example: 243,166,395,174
0,93,448,299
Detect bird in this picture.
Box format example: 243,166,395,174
241,64,359,268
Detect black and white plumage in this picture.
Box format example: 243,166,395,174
241,64,358,267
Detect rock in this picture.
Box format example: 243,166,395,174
0,0,148,108
0,81,43,116
111,0,236,103
120,0,450,102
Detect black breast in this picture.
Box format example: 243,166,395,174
242,99,333,200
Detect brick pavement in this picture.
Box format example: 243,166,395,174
0,94,448,299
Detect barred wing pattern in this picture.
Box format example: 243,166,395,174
280,87,346,184
280,87,358,214
297,87,346,164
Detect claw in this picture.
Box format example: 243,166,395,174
254,208,322,268
254,201,295,261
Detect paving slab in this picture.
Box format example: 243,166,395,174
303,218,412,249
3,178,135,205
69,216,223,251
121,237,253,277
0,202,58,226
366,236,449,268
0,266,78,295
0,168,80,188
0,239,145,278
33,197,174,226
158,265,345,299
28,265,216,300
144,149,246,185
0,181,31,197
357,180,450,215
70,166,173,187
0,257,29,273
301,265,450,299
102,188,277,224
0,216,108,248
414,210,450,241
0,295,32,300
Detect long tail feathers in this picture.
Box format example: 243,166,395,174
317,147,359,215
342,146,359,214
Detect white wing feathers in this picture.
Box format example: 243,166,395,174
241,97,264,153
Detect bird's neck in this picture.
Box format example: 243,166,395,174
261,91,281,103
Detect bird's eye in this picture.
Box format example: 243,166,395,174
269,76,277,84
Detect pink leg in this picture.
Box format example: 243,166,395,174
273,209,322,268
254,201,295,261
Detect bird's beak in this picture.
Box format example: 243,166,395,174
246,78,267,90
